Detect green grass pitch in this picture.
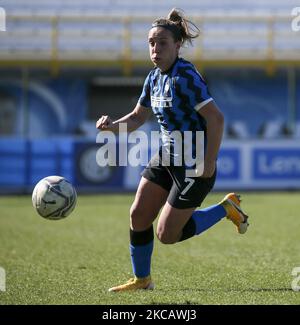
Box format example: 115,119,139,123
0,192,299,305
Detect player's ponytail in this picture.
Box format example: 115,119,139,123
152,8,200,46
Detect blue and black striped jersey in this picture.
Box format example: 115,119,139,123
139,57,213,163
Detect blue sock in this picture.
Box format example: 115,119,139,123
192,204,227,235
130,241,153,278
179,204,227,241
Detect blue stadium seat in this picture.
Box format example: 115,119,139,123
3,0,298,14
259,120,285,139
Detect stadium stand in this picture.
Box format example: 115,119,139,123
294,123,300,138
0,1,298,136
0,1,300,192
2,0,299,14
227,121,250,139
1,0,300,68
258,120,285,138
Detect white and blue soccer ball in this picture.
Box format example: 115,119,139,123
32,176,77,220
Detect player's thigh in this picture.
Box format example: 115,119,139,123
156,202,196,244
167,167,217,210
156,168,217,243
130,176,169,231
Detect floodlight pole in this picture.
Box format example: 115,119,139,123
21,66,29,138
287,66,297,134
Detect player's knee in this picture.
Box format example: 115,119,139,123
130,203,144,230
129,204,140,224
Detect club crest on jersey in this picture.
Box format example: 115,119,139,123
151,96,172,108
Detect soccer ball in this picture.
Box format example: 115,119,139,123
32,176,77,220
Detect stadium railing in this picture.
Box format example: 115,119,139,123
0,12,299,75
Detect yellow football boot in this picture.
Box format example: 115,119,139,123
220,193,249,234
108,276,154,292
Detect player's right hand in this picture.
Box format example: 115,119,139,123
96,115,114,130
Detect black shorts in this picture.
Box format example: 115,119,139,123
141,152,216,209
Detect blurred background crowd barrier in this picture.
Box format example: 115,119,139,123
0,0,299,193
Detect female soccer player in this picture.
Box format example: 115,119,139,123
96,8,249,292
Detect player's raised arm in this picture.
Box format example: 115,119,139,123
96,103,151,133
